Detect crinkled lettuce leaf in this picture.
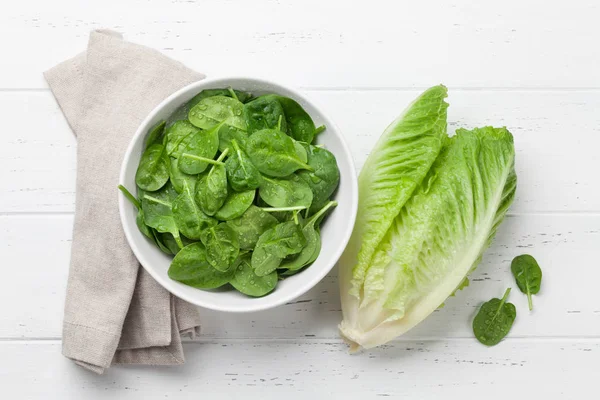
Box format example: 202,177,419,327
340,96,516,350
350,85,449,298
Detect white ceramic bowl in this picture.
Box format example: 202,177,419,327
119,76,358,312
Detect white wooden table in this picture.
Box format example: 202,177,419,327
2,1,599,398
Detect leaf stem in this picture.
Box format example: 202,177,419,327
525,279,533,311
500,288,511,306
143,195,172,207
301,162,314,172
216,148,229,162
230,139,244,160
277,115,283,131
118,185,140,209
174,233,184,249
260,206,307,212
181,153,225,165
314,125,326,136
306,200,338,226
227,87,239,101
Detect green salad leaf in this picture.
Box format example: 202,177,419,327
339,86,517,351
168,242,234,289
135,144,169,192
473,288,517,346
511,254,542,311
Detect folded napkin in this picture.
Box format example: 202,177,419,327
45,30,204,374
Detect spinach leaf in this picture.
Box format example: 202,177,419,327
214,190,255,221
145,120,166,150
225,139,261,191
251,221,306,276
121,185,178,256
164,120,201,158
226,205,278,250
511,254,542,311
200,223,240,272
188,95,246,132
168,157,197,194
162,234,197,255
119,185,191,255
297,143,340,214
279,201,337,271
140,182,183,249
136,209,155,241
153,229,175,254
276,96,316,143
178,122,222,174
473,288,517,346
259,175,313,210
293,140,308,163
193,88,253,104
194,150,229,216
218,125,248,153
168,242,234,289
231,254,278,297
135,144,169,192
279,224,320,272
172,180,217,240
160,233,181,255
247,129,312,177
243,95,287,134
166,88,254,130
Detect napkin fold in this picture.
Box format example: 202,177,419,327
44,30,204,374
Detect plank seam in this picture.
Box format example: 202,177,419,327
2,336,600,344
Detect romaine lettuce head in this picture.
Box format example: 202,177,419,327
339,96,516,350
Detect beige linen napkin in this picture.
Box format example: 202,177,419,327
44,30,204,374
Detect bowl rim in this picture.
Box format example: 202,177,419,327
119,75,358,312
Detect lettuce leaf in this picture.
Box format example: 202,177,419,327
349,85,449,298
340,103,516,350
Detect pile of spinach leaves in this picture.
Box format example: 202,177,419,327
119,88,340,297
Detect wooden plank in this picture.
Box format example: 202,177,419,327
1,0,599,89
2,90,600,213
0,92,77,212
2,213,599,339
1,339,597,398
